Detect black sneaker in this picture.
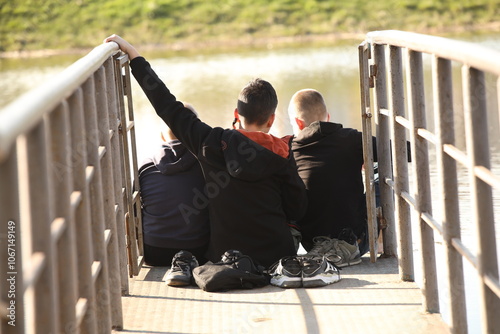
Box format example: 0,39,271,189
165,250,199,286
300,256,341,288
269,256,302,288
221,250,263,274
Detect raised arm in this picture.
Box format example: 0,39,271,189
103,35,213,156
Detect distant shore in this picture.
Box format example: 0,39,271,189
2,22,500,59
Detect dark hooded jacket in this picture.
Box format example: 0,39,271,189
131,57,307,267
139,140,209,249
292,121,377,248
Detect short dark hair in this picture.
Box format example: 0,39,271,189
237,78,278,126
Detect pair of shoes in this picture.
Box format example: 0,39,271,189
269,255,341,288
164,250,199,286
306,234,362,268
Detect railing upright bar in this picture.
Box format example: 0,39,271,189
49,102,79,333
94,65,124,330
358,42,378,262
0,147,24,334
432,56,467,334
462,66,500,333
105,56,129,296
122,61,144,260
406,50,439,312
372,43,397,256
25,120,60,333
68,89,98,334
388,45,414,281
82,76,112,333
114,57,140,277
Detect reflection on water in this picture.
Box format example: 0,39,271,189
1,34,499,333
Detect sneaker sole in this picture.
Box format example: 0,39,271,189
336,257,362,268
270,276,302,288
302,274,341,288
165,278,191,287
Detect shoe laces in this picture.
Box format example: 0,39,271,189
329,239,357,260
308,236,334,256
282,256,301,274
171,257,192,273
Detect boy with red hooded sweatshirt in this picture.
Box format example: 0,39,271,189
105,35,307,269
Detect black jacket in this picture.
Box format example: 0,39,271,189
131,57,307,267
139,140,210,249
292,121,377,247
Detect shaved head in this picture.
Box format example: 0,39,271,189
289,89,328,127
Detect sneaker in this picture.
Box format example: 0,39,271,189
324,239,361,267
269,256,302,288
164,250,199,286
306,236,335,257
300,256,341,288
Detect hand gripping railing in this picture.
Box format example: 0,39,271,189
359,30,500,334
0,42,143,333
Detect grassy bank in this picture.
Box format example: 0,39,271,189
1,0,499,54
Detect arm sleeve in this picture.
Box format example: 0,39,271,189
129,57,212,156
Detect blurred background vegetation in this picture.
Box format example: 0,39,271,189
0,0,499,53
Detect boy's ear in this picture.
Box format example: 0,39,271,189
232,108,241,129
266,113,276,128
327,113,330,122
295,117,306,130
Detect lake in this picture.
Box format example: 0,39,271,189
1,32,499,333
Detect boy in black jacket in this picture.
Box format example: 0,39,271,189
290,89,377,260
105,35,307,268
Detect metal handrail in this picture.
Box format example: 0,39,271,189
367,30,500,75
0,42,119,162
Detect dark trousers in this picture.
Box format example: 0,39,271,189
144,243,209,266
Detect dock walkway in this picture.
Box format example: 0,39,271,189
117,256,449,334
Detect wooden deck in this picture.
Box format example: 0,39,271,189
116,255,450,334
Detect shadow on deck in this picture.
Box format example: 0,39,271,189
116,256,449,334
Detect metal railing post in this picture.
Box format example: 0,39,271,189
68,88,98,334
406,50,439,312
114,56,142,276
388,45,414,281
433,56,467,334
0,146,24,334
49,101,79,333
82,76,112,333
462,66,500,333
25,120,60,333
105,56,129,296
94,64,124,330
358,42,378,262
372,43,397,256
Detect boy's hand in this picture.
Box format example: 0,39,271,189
104,34,140,60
